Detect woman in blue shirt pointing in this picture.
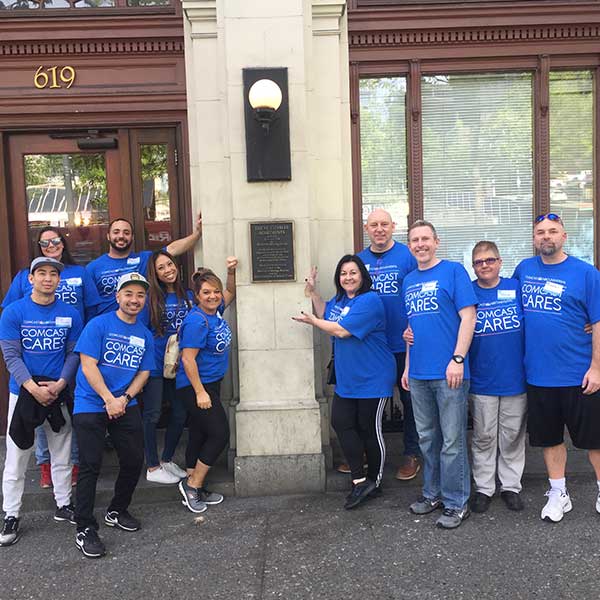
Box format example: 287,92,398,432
294,254,396,510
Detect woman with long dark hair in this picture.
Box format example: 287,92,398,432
293,254,396,510
142,250,195,484
1,226,101,489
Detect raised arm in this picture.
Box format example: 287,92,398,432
223,256,237,308
304,266,326,319
166,212,202,257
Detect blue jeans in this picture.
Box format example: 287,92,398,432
35,421,79,465
409,378,470,510
395,353,421,458
142,376,187,467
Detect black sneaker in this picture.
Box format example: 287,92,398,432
344,479,376,510
501,491,524,512
104,510,141,532
197,487,224,505
75,527,106,558
368,485,383,499
470,492,492,514
0,516,21,547
54,503,76,524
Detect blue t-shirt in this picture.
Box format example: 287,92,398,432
403,260,478,380
74,311,155,413
0,296,83,395
1,264,101,322
85,251,153,317
324,291,396,399
469,278,525,396
513,255,600,387
176,307,232,388
358,241,417,353
150,290,195,377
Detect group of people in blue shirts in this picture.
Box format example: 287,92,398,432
296,209,600,530
0,217,238,559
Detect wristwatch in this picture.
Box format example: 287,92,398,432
452,355,465,364
125,393,133,403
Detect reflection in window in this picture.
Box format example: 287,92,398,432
127,0,169,6
359,77,408,247
550,71,594,264
422,73,533,276
24,153,109,264
140,144,172,251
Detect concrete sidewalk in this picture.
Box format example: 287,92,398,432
2,475,599,600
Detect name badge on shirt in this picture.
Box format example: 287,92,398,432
55,316,72,327
364,264,371,271
65,277,82,287
129,335,145,348
127,257,140,266
421,281,437,293
340,307,350,317
497,290,516,300
542,281,564,296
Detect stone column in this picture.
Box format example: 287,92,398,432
181,0,351,495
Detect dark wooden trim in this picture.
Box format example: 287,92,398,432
407,59,423,224
349,61,363,252
118,128,134,230
534,55,550,218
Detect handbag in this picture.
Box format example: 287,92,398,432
163,332,180,379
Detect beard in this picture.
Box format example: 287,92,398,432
539,243,557,256
109,238,133,253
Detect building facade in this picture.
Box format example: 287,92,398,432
1,0,599,494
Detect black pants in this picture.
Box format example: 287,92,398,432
180,381,230,468
74,406,144,532
331,394,388,484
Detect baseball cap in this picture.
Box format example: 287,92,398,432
116,272,149,292
30,257,64,274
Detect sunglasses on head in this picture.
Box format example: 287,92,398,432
534,213,563,225
38,237,62,248
473,257,500,268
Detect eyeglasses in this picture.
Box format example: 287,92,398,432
473,257,500,267
534,213,563,225
38,237,62,248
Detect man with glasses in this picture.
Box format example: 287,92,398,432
86,215,202,318
358,209,420,480
469,241,526,514
513,213,600,522
401,220,477,529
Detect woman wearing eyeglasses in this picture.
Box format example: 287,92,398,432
1,227,101,489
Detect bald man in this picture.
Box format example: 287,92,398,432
358,209,419,480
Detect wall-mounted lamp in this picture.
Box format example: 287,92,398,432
248,79,283,135
243,68,291,182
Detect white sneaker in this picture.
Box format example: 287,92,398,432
541,489,572,522
161,461,187,479
146,466,180,485
596,491,600,514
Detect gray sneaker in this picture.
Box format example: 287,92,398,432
178,479,208,513
436,506,471,529
410,496,443,515
198,488,224,505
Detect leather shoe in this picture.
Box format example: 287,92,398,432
501,491,524,511
470,492,492,513
395,456,421,481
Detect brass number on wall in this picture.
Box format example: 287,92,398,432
34,66,76,90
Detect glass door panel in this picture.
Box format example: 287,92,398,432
24,152,109,264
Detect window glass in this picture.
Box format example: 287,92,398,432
359,77,408,247
140,144,172,252
549,71,594,264
422,73,533,276
24,153,109,264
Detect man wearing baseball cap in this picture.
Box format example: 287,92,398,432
72,272,155,558
0,257,83,546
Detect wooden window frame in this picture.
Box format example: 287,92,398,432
349,1,600,266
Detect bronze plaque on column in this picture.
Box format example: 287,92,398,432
250,221,295,282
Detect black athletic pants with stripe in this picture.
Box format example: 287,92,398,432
331,394,388,485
